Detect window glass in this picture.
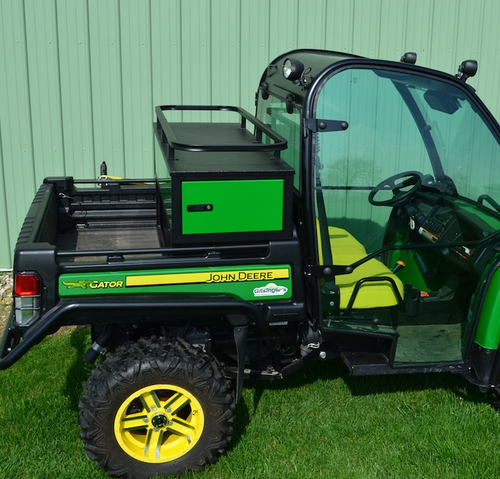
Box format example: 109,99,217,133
316,69,432,189
258,97,301,191
410,86,500,202
314,68,500,249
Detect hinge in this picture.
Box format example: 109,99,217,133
304,118,349,133
321,279,340,317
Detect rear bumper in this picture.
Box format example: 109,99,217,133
0,308,21,366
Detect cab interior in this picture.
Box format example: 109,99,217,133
259,61,500,367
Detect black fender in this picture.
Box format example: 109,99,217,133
0,296,262,373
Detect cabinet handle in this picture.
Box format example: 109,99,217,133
187,204,213,212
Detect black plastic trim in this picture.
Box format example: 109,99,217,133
0,296,263,370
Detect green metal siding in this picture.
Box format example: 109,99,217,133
1,0,500,267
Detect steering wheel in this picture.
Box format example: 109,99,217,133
369,171,423,207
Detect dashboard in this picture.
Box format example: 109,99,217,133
402,192,500,272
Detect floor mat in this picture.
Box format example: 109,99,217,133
395,323,463,364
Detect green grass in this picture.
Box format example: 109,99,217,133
1,328,500,479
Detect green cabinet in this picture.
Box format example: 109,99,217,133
181,178,286,235
155,106,294,245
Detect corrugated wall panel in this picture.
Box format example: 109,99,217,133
25,0,66,183
180,0,212,122
404,0,434,63
2,0,500,267
269,0,299,56
298,0,327,49
378,1,409,60
88,0,125,176
211,0,241,108
57,0,94,179
151,0,182,106
0,128,9,258
121,0,154,178
151,0,183,167
0,0,37,263
324,1,355,53
457,0,498,116
352,0,383,57
239,0,270,112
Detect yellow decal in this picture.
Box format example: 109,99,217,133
126,268,289,287
63,280,124,290
88,280,124,289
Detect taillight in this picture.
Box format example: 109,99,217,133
15,273,41,296
14,273,41,326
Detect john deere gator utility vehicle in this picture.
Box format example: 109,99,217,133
3,49,500,478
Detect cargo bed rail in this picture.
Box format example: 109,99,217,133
56,243,270,260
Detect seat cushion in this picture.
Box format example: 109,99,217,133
318,223,403,309
327,226,367,265
335,257,402,309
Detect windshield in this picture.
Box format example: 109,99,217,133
314,67,500,249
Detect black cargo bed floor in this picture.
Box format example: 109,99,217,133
57,227,161,252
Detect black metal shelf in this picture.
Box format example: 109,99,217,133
155,105,288,161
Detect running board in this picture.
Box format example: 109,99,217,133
341,352,392,376
341,351,465,376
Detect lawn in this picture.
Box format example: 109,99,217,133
1,325,500,479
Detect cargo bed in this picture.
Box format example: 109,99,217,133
17,177,170,265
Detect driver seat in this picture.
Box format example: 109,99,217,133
318,224,404,310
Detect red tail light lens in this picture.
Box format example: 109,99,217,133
14,273,42,326
15,273,41,297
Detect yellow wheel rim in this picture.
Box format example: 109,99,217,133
114,384,205,463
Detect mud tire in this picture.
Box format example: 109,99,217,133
79,336,235,479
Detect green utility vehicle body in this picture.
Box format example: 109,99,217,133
3,49,500,478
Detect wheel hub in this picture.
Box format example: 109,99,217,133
151,413,168,429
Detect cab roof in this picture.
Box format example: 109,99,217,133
258,48,471,110
259,49,364,105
